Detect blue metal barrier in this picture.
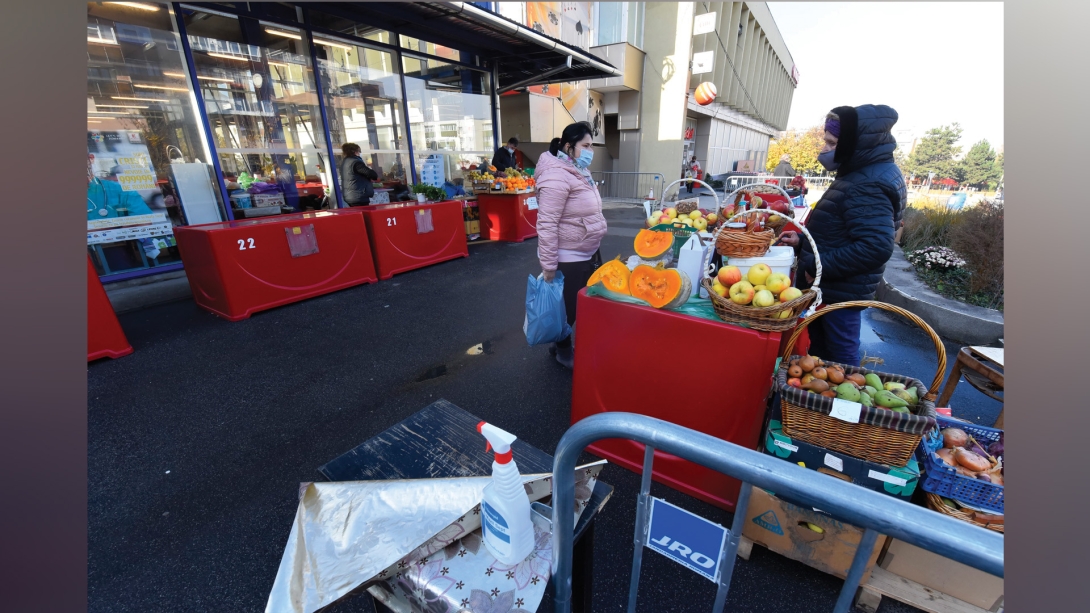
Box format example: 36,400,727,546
550,413,1004,613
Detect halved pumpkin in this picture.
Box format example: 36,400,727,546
586,256,631,295
633,229,674,260
629,265,691,309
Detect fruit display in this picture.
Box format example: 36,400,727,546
586,256,631,295
932,427,1004,486
629,264,691,309
675,199,699,215
645,205,719,231
715,263,795,309
466,170,495,182
785,355,925,413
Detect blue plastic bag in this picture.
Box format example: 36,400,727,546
524,271,572,346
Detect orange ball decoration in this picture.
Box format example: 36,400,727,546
694,82,717,106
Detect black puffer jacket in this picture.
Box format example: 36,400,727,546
796,105,907,304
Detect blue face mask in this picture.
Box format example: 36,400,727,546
574,148,594,169
818,149,839,171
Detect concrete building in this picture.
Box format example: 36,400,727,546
496,2,798,197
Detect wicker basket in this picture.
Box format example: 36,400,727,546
716,227,775,257
925,492,1004,533
776,301,943,466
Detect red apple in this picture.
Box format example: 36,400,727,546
779,287,803,303
717,265,742,287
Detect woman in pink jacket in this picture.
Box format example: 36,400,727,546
535,122,608,368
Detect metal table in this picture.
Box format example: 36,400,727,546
318,399,612,613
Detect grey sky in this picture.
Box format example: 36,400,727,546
767,2,1003,152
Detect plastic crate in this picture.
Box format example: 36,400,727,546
918,416,1003,514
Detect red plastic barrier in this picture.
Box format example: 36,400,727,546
571,289,783,510
87,255,133,361
360,200,469,280
477,192,538,242
174,209,378,321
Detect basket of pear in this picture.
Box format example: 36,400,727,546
774,301,942,467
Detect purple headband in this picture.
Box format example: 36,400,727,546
825,118,841,138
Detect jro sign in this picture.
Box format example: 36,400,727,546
646,497,728,582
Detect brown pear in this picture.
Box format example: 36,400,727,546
812,366,828,381
847,373,867,387
801,379,830,393
799,356,816,373
801,373,815,385
826,368,845,384
820,390,838,398
788,365,803,378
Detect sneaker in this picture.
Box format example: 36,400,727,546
555,345,574,369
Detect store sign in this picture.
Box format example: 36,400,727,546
694,12,717,36
646,497,728,582
88,222,175,246
692,51,714,75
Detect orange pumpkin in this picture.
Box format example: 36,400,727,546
586,256,631,295
629,265,691,309
633,229,674,260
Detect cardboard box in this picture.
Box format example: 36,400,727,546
879,538,1004,611
464,220,480,235
742,487,885,581
764,399,921,500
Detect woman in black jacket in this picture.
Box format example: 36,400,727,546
779,105,907,366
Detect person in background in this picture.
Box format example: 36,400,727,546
778,105,907,366
535,122,607,369
773,154,796,178
492,137,519,173
340,143,378,206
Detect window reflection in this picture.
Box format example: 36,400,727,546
401,56,493,187
182,9,333,216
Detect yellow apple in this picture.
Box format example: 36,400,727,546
779,287,803,302
692,218,708,231
766,273,791,294
729,280,755,305
747,263,772,286
753,289,776,307
717,265,742,286
665,208,678,219
688,210,702,220
778,310,794,319
710,280,728,297
754,285,767,292
647,215,661,227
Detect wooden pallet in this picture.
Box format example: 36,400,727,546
853,567,1003,613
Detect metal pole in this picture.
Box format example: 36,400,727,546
301,12,344,209
711,481,752,612
625,445,655,613
832,528,880,613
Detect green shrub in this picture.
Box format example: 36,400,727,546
901,205,963,252
948,200,1004,306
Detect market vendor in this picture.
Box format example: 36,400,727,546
778,105,906,366
340,142,379,206
86,153,152,220
491,137,519,173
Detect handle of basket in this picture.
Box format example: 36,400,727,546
778,300,948,401
701,208,824,316
658,178,718,211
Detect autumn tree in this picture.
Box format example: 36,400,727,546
766,125,824,175
905,123,963,181
959,139,1003,189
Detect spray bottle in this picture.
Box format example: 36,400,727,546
476,421,535,565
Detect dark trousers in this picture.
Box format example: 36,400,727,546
806,306,863,366
685,180,694,193
555,255,599,349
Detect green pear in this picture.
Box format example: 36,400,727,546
874,390,909,409
903,386,920,403
864,374,884,390
891,406,912,414
893,388,917,405
860,392,873,407
884,381,906,392
864,385,879,397
835,383,861,402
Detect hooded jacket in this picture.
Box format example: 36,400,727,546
796,104,907,304
340,155,377,205
535,150,607,271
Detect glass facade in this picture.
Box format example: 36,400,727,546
86,2,499,281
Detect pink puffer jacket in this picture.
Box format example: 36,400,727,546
534,151,607,271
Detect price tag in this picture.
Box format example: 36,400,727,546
774,440,798,453
823,453,844,472
867,470,908,487
829,398,862,423
525,196,538,210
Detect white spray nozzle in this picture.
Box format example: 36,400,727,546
477,421,517,456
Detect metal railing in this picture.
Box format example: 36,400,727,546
717,175,835,192
592,172,666,202
550,413,1003,613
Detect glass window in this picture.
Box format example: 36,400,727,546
86,2,223,279
401,55,493,187
182,9,334,216
315,38,410,203
306,9,393,45
594,2,644,49
399,35,462,62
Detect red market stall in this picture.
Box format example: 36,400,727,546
571,289,784,511
174,209,378,321
360,200,469,280
87,255,133,361
476,192,538,242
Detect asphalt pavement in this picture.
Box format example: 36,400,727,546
88,203,1001,613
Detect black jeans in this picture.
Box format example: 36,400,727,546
555,253,600,349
